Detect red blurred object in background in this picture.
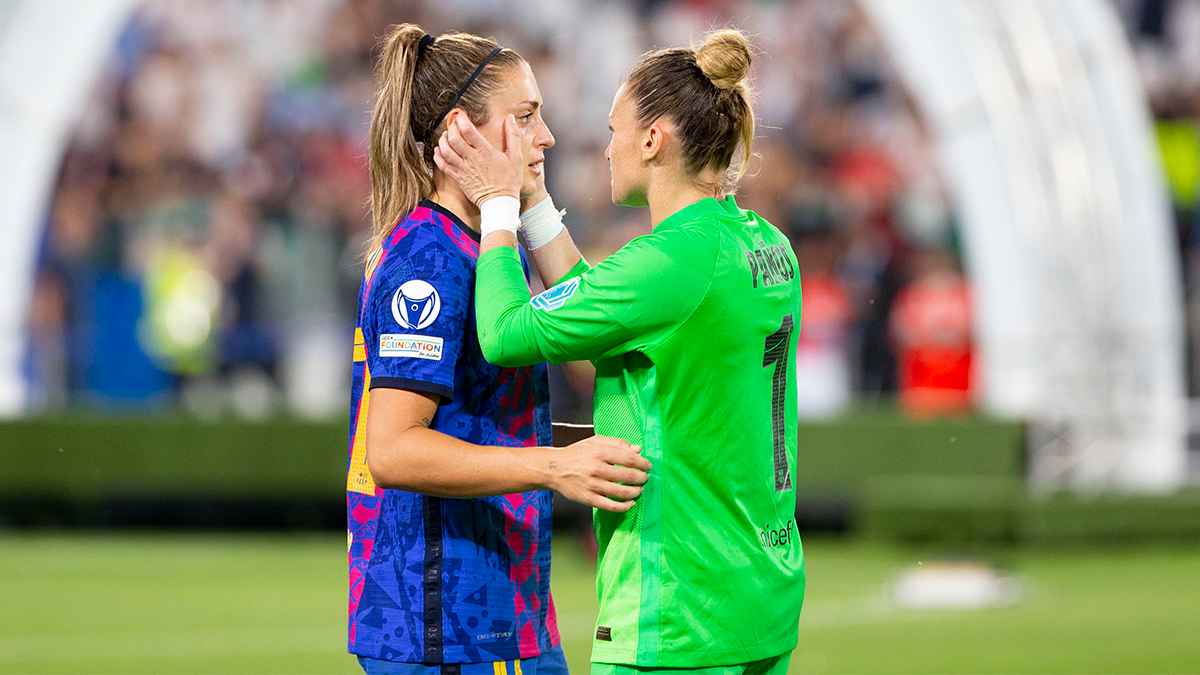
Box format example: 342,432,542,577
889,251,973,418
796,273,853,418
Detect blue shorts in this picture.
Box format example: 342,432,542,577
359,644,570,675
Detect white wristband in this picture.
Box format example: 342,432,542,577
479,196,520,239
519,195,566,249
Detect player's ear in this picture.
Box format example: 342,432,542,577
443,108,467,132
642,120,664,162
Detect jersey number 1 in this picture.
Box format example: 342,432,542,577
763,314,794,492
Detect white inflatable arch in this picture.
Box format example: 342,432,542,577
0,0,139,414
862,0,1185,491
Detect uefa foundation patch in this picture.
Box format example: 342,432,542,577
380,334,443,360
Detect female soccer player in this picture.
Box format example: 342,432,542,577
349,24,651,675
436,29,805,675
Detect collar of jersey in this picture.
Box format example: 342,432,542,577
657,194,741,230
420,199,481,242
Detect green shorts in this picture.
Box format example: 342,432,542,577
591,653,791,675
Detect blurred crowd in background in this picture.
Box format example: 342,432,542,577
23,0,1200,423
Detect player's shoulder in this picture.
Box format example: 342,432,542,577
376,203,479,271
605,227,718,283
602,224,719,298
393,206,476,253
648,219,724,275
662,197,759,248
643,211,723,252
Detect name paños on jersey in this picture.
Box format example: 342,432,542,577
745,244,795,289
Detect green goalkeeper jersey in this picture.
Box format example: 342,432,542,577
476,196,804,667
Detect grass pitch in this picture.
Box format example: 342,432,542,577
0,532,1197,674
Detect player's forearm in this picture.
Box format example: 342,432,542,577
367,426,555,498
518,193,586,286
475,242,548,367
527,229,586,288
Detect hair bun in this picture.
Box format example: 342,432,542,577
694,28,752,91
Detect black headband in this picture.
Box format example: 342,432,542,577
418,33,434,59
430,46,504,136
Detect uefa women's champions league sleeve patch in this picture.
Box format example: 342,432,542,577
392,280,441,329
531,276,580,311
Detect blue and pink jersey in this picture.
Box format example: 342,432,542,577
346,200,558,664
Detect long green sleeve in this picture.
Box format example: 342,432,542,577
475,230,713,367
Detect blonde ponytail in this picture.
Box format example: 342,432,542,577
695,29,755,182
368,24,429,253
